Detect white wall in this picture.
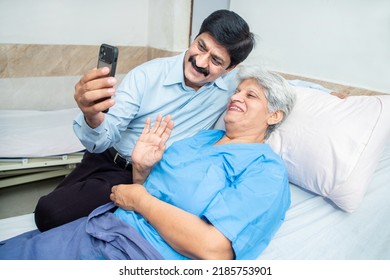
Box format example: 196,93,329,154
2,0,388,91
148,0,191,51
191,0,230,42
0,0,148,46
0,0,190,50
230,0,390,93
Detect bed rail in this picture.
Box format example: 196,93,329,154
0,153,83,188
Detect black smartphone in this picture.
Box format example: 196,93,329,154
97,43,119,113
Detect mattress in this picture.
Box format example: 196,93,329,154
0,108,84,158
0,108,86,188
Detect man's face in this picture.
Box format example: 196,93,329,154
183,32,234,90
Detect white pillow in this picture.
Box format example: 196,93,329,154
266,87,390,212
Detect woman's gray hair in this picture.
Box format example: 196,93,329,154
236,65,296,139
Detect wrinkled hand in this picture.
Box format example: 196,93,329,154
132,114,174,168
74,67,116,128
110,184,149,211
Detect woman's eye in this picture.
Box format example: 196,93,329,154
247,94,255,98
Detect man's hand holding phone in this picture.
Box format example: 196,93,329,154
74,44,119,128
74,67,117,128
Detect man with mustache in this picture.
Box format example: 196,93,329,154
34,9,255,232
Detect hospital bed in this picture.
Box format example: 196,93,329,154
0,78,389,260
0,108,85,188
0,75,86,189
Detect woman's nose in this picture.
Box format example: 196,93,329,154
231,91,244,102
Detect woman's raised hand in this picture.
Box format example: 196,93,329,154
131,114,174,169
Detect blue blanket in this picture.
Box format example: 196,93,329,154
0,203,163,260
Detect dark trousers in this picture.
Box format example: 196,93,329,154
34,149,133,232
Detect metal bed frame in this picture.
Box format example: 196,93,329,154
0,153,83,189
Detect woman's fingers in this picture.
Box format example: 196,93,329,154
145,115,173,137
142,117,152,134
150,114,163,133
155,115,172,136
160,119,174,147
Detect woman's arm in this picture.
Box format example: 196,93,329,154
131,115,174,183
110,184,234,260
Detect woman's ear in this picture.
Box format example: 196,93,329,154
267,111,284,125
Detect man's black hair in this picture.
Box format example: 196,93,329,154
197,9,255,68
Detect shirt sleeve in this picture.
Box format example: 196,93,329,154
72,69,145,153
202,157,290,260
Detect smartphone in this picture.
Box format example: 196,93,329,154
97,43,119,113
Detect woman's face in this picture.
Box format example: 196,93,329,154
224,78,275,139
183,32,233,91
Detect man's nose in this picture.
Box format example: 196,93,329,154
196,53,210,68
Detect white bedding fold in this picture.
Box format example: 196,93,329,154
0,108,85,158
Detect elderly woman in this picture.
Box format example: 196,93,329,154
0,65,296,260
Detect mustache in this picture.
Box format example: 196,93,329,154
189,56,209,77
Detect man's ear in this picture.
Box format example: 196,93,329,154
267,111,284,125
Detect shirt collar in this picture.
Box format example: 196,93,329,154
164,50,231,91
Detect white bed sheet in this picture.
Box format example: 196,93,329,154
259,135,390,259
1,138,389,259
0,213,36,242
0,108,84,158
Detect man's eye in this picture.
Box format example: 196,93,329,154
212,58,222,66
198,43,206,51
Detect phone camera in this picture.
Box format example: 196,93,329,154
99,49,106,60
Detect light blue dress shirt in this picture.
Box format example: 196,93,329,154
114,130,290,259
73,51,238,159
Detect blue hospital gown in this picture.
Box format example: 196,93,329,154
115,129,290,259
